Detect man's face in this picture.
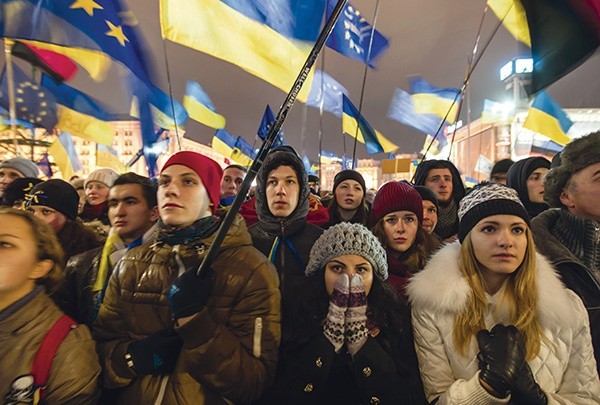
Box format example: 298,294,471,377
220,167,245,198
424,168,453,204
0,168,24,198
265,165,300,218
108,184,159,245
560,162,600,222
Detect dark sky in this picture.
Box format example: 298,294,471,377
21,1,600,161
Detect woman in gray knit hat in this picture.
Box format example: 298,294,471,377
266,222,426,404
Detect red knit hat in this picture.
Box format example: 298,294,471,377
369,181,423,226
161,151,223,214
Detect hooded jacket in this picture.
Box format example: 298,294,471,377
413,160,466,240
93,213,281,404
407,242,600,404
248,149,323,320
506,156,550,218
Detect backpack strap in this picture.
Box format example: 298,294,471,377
31,314,77,403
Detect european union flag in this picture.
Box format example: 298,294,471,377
306,70,348,117
325,0,389,67
258,105,284,147
0,65,57,131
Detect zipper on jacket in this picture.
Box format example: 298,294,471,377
279,221,286,291
253,317,263,358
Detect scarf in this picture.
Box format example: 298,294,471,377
81,201,108,221
434,198,458,240
157,216,220,246
385,247,418,299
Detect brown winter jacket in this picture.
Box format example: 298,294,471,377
93,214,281,404
0,287,101,404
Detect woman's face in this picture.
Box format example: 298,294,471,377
335,180,364,211
526,167,549,204
470,214,527,289
324,254,373,296
0,215,51,309
382,210,419,253
85,181,110,206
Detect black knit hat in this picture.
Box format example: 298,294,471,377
25,179,79,220
333,170,366,193
491,158,514,175
458,182,530,242
2,177,42,206
414,185,439,212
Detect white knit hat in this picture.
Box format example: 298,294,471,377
84,168,119,188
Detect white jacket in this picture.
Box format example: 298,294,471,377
407,241,600,404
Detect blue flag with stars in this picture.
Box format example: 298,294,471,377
0,64,57,131
325,0,389,67
257,105,284,147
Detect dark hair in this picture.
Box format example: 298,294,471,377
57,219,101,260
112,172,158,208
224,164,247,173
327,196,369,226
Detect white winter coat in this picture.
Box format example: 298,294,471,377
407,241,600,404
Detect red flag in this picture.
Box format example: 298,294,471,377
11,41,77,82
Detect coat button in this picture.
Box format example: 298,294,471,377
362,366,372,377
304,383,313,393
315,357,322,368
370,397,380,404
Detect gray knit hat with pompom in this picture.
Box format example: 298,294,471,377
305,222,388,280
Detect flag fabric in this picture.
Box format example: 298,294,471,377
183,81,226,129
388,89,446,136
11,41,78,82
143,130,170,178
37,153,53,178
306,70,348,117
474,154,494,175
231,136,256,167
522,91,573,146
409,77,461,123
96,144,128,173
48,132,82,179
160,0,325,102
487,0,531,46
520,0,600,93
481,99,514,124
258,105,284,147
0,65,57,131
0,106,34,129
212,129,237,160
420,134,446,156
325,0,389,67
342,95,397,154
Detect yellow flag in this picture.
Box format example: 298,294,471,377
487,0,531,47
56,105,115,145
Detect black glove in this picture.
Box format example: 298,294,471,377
476,324,526,398
167,267,213,319
126,329,183,376
510,363,547,405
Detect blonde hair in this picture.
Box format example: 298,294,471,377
453,228,542,361
0,208,64,293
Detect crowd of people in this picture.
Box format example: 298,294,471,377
0,131,599,404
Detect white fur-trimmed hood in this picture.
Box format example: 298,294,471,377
406,241,579,330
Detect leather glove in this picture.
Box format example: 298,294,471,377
345,274,369,356
476,324,526,398
126,329,183,376
510,362,547,405
323,273,349,352
167,267,213,320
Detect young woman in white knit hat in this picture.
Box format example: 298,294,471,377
267,222,426,404
407,182,600,404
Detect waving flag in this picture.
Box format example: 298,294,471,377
0,65,57,131
11,41,78,82
410,77,461,122
325,0,389,67
487,0,531,47
48,132,82,179
96,145,128,173
183,81,226,129
343,95,396,154
258,105,284,146
522,91,573,145
160,0,325,101
212,129,237,160
388,89,442,136
37,153,53,178
306,70,348,117
231,136,256,167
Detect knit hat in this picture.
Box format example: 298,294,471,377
71,178,84,190
2,177,42,206
544,131,600,208
370,181,423,226
414,185,439,212
490,158,514,176
84,168,119,189
0,157,39,178
161,151,223,214
25,179,79,220
333,170,366,194
305,222,388,280
457,182,530,242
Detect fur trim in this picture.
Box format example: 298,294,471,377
407,241,579,329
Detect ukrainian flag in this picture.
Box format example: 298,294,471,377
183,81,226,129
522,91,573,146
160,0,325,102
342,95,397,154
410,77,461,123
212,129,237,160
48,132,82,179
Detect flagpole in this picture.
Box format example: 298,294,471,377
351,0,382,168
4,39,20,156
196,0,349,277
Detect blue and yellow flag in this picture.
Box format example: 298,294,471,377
212,129,237,160
231,136,256,167
410,77,461,123
388,89,444,136
96,145,128,173
481,99,514,124
306,70,348,117
342,95,397,154
487,0,531,47
522,91,573,146
48,132,82,179
183,81,225,129
325,0,389,67
160,0,325,102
